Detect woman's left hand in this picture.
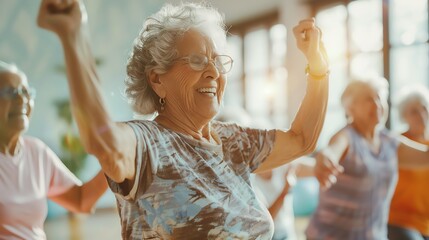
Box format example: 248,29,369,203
293,18,329,76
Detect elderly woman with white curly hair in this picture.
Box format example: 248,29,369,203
307,78,429,240
388,86,429,240
0,61,108,240
37,0,329,239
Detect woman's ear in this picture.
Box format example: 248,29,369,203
148,70,166,98
344,105,354,123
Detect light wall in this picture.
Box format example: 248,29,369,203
0,1,167,154
1,0,311,153
0,0,309,206
280,0,311,123
0,0,165,208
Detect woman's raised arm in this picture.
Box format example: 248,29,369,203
37,0,137,183
256,19,329,172
397,136,429,169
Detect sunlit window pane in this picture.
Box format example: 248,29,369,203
271,67,288,127
270,24,287,68
390,0,428,46
316,5,348,64
314,0,428,135
242,25,289,127
350,52,383,79
348,0,383,52
246,74,270,116
244,28,269,73
328,62,348,107
225,35,243,107
390,44,429,130
317,108,347,149
390,45,429,94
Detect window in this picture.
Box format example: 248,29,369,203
389,0,428,132
225,12,289,128
311,0,429,144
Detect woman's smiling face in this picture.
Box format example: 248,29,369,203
349,85,385,127
402,100,428,131
157,29,227,122
0,71,34,137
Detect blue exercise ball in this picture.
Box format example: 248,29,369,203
292,177,319,216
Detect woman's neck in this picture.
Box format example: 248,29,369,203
351,121,382,153
351,121,378,141
155,114,214,143
0,133,21,156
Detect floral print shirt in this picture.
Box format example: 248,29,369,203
107,120,276,240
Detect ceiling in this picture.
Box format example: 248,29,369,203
163,0,284,24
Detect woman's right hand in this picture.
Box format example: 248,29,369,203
37,0,86,39
314,152,343,190
293,18,329,77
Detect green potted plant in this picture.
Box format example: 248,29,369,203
52,57,103,176
54,99,88,177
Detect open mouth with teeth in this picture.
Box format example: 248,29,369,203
197,87,217,97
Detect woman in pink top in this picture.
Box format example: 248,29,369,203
0,61,108,240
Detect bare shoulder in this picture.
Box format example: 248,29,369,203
328,127,349,145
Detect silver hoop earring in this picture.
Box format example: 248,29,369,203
159,97,166,112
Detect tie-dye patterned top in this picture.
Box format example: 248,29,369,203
107,120,276,240
306,125,400,240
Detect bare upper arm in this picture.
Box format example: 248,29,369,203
397,137,429,169
255,127,350,173
322,130,349,165
49,185,81,213
255,129,310,173
49,170,108,213
94,122,137,184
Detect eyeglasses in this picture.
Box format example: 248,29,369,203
0,86,36,100
177,54,234,74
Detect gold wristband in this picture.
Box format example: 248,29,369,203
305,64,329,80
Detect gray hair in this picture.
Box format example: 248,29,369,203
0,61,27,82
341,77,389,110
396,86,429,121
125,2,227,115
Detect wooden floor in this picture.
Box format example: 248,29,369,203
295,217,310,240
44,208,122,240
44,208,310,240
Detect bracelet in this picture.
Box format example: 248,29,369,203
305,64,329,80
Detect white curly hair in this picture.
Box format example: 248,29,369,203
125,2,227,115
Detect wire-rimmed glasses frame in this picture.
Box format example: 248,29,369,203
0,85,36,100
176,54,234,74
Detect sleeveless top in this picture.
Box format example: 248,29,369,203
306,125,400,240
389,138,429,235
107,120,276,240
